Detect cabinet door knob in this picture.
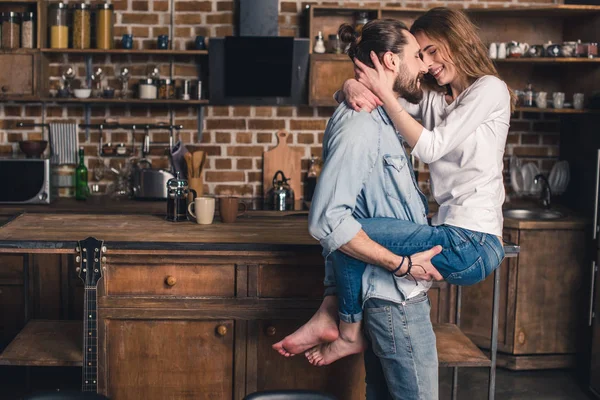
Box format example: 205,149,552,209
165,276,177,286
217,325,227,336
266,326,276,336
1,86,8,93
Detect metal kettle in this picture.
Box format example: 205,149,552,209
267,170,295,211
166,172,197,222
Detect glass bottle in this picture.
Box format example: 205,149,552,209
49,3,68,49
313,31,325,54
72,3,91,49
304,155,319,202
95,3,114,49
75,147,89,200
524,83,534,107
355,12,369,35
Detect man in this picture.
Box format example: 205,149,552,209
273,20,442,399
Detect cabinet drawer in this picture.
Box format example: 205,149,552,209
258,264,324,298
0,55,33,95
105,264,235,297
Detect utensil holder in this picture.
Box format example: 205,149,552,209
188,177,204,197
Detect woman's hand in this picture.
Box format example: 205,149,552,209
354,51,396,103
341,79,382,112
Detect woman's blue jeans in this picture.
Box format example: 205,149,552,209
331,218,505,323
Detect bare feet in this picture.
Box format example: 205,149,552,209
305,321,367,366
272,296,339,357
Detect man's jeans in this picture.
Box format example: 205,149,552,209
332,218,505,323
364,295,438,400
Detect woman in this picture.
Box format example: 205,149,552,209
274,7,515,367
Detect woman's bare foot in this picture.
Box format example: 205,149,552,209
272,296,339,356
305,321,367,366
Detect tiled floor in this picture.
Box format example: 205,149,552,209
439,367,595,400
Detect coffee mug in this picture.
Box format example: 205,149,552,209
122,34,133,49
195,35,206,50
157,35,169,50
553,92,565,109
219,197,247,223
573,93,585,110
535,92,547,109
488,43,497,59
188,196,215,225
497,42,507,59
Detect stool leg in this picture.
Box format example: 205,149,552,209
488,268,501,400
451,367,458,400
451,285,462,400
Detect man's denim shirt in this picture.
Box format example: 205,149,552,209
308,102,431,303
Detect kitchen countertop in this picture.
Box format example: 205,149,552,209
0,198,588,231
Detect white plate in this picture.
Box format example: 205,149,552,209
522,163,541,195
511,166,524,194
549,162,560,192
554,161,570,194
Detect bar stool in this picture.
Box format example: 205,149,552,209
243,390,337,400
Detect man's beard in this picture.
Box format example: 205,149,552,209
393,69,424,104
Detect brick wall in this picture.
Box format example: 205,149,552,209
0,0,561,201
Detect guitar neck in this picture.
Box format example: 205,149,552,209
82,286,98,392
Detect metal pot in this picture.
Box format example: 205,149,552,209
266,170,295,211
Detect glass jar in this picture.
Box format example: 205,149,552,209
328,34,341,54
588,42,598,58
158,78,174,99
48,3,68,49
139,78,157,100
72,3,90,49
95,3,114,50
21,12,34,49
2,12,20,49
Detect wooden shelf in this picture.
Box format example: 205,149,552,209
515,107,598,114
311,53,349,60
0,96,43,103
41,98,209,105
0,320,82,367
465,5,600,17
496,58,600,63
435,323,491,367
0,48,39,54
40,49,208,56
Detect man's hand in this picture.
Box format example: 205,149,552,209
341,78,383,112
400,245,444,282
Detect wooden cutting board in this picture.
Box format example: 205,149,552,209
263,130,304,210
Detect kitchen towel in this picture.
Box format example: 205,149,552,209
49,123,78,165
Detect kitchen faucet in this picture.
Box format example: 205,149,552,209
534,174,552,209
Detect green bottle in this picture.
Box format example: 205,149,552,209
75,147,88,200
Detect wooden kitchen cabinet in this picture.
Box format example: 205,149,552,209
0,54,35,96
100,318,234,400
255,319,365,400
461,222,588,370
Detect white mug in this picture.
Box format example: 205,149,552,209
573,93,585,110
188,196,216,225
488,43,498,59
552,92,565,109
535,92,547,109
497,42,507,59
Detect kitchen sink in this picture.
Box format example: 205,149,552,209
503,209,564,220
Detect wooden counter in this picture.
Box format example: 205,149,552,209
0,212,492,399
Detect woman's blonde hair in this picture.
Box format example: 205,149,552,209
410,7,517,111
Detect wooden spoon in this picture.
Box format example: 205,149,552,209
192,151,205,179
184,152,194,178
